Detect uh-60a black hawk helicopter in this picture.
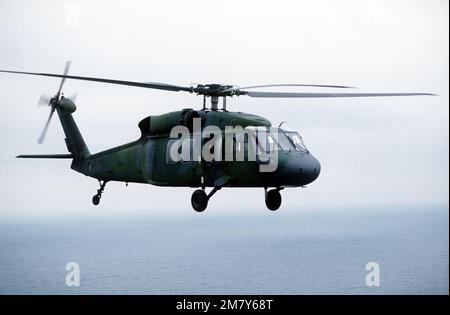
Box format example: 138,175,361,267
0,62,434,212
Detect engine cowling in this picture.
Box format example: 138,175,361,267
138,109,199,137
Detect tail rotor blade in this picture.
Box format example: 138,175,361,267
56,61,71,96
37,107,55,144
36,62,73,144
37,94,51,106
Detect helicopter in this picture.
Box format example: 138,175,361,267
0,62,434,212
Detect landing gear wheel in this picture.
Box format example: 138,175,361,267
92,195,101,206
265,189,282,211
191,189,208,212
92,180,107,206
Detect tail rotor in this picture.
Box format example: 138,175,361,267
37,61,76,144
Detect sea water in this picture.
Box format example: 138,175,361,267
0,207,448,294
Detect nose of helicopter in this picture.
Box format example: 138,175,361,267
278,153,321,186
302,153,321,184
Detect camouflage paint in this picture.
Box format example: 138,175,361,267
59,108,320,188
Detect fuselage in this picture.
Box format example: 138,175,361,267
74,109,321,188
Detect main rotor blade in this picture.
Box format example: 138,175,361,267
37,107,55,144
240,84,355,89
244,91,436,98
56,61,71,96
0,69,192,92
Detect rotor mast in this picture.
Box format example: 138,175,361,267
194,84,236,111
201,94,228,111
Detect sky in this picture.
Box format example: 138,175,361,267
0,0,448,220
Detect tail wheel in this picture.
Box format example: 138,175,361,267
265,189,282,211
191,189,208,212
92,195,100,206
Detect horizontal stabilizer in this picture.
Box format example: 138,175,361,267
16,154,74,159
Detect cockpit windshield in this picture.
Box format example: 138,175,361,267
283,130,308,152
272,129,295,151
244,127,308,153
